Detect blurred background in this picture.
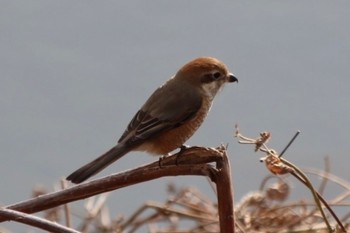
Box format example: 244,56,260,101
1,1,349,231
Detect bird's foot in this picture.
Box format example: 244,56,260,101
158,153,170,168
158,145,190,167
175,144,190,165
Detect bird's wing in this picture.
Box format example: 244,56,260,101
118,83,202,146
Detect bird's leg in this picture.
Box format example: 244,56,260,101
158,145,190,167
158,153,171,168
180,144,190,151
175,144,190,165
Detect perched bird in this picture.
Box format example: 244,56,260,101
66,57,238,183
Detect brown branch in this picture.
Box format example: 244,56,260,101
0,208,79,233
1,145,235,232
211,148,235,233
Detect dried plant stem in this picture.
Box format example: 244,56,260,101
278,130,300,158
234,126,347,232
282,158,346,232
0,208,79,233
60,179,72,228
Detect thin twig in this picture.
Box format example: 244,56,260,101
279,130,300,158
60,179,72,228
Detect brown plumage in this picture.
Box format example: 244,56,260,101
66,57,238,183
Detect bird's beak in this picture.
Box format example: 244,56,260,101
227,73,238,83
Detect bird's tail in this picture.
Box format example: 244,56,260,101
66,144,130,184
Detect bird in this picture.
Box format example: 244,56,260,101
66,57,238,183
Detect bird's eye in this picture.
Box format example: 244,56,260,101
201,72,222,83
212,72,221,80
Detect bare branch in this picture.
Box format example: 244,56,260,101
1,146,235,233
0,208,79,233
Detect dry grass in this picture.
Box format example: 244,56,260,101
1,126,349,232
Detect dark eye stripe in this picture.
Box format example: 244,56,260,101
201,72,221,83
213,72,221,79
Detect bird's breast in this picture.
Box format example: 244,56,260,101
136,97,212,155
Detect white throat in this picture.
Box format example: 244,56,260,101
201,82,222,99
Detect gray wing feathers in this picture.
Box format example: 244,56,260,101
118,82,202,146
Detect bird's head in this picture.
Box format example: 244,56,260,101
175,57,238,99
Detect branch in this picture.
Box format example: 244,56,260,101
210,148,235,233
1,146,235,232
0,208,79,233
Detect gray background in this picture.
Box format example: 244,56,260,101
1,1,349,231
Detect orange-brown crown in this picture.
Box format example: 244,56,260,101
176,57,230,81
